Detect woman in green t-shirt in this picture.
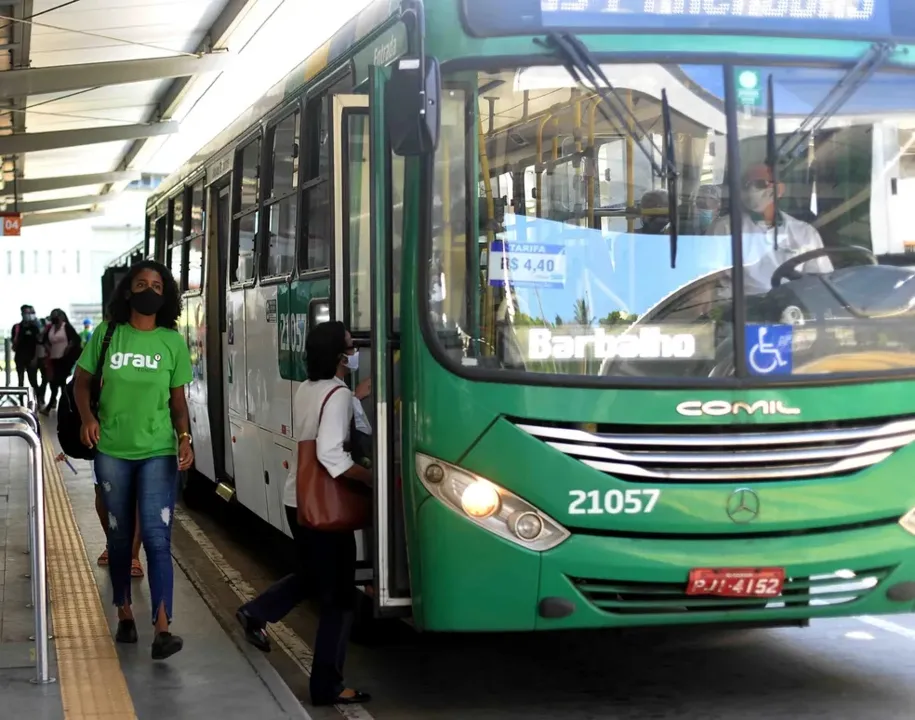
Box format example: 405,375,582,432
74,260,194,661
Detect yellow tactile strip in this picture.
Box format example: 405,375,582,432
41,431,138,719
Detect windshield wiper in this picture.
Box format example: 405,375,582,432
777,42,894,172
766,73,780,250
535,32,681,267
660,88,680,267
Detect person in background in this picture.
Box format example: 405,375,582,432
74,260,193,661
636,189,670,234
40,309,81,415
235,321,372,707
11,304,42,391
693,184,721,234
80,318,93,346
35,316,49,406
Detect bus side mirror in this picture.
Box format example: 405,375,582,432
386,56,441,156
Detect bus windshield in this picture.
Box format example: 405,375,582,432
427,61,915,381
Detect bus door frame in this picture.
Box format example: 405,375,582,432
333,85,412,617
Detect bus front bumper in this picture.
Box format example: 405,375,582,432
415,498,915,631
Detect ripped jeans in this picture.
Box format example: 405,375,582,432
94,452,178,624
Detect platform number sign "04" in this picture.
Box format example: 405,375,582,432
568,489,661,515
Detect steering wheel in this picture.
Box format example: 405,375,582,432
770,245,877,289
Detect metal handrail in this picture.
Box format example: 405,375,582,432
0,406,39,434
0,408,40,559
0,419,52,683
0,387,37,413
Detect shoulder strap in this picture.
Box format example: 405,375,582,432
93,323,117,385
317,385,346,427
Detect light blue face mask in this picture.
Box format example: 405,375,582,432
697,209,715,231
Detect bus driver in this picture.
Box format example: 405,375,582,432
708,163,832,296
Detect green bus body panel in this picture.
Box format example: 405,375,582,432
461,419,915,534
409,340,915,459
278,277,330,381
536,525,915,629
416,497,541,631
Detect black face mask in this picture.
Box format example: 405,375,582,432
129,288,165,317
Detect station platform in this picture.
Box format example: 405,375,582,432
0,423,312,720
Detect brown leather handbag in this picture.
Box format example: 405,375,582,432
296,386,372,531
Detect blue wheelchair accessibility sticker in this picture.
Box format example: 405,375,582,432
745,324,793,376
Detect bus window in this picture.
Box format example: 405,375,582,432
190,179,204,236
239,139,260,209
188,236,204,291
154,215,167,264
730,65,915,376
146,214,155,257
301,94,331,271
263,111,299,277
168,190,188,291
232,137,261,283
265,198,296,276
170,243,186,292
170,192,185,244
233,212,258,283
391,153,405,332
344,112,371,331
271,111,299,200
430,63,733,378
187,179,205,292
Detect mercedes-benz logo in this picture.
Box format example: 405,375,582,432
726,488,760,524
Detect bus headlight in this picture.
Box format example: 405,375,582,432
461,480,501,519
416,453,569,551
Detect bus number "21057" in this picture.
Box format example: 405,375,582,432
568,489,661,515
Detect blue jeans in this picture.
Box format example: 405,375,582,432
94,452,178,624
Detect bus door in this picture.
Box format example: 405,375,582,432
206,184,234,485
333,77,411,617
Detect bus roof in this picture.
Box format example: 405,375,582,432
146,0,404,209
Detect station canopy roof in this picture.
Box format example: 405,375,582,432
0,0,266,228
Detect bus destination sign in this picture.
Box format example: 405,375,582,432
461,0,907,39
540,0,888,36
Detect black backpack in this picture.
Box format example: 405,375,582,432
57,323,117,460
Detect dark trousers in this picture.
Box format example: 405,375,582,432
240,506,356,704
42,358,70,408
14,358,39,391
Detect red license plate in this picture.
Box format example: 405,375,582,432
686,568,785,598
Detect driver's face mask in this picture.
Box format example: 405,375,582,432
743,180,775,215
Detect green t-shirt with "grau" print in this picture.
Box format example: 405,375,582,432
77,321,193,461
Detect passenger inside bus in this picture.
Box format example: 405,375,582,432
636,189,670,234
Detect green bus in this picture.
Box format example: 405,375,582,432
138,0,915,632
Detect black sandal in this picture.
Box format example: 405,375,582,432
236,609,271,652
115,618,138,644
314,690,372,706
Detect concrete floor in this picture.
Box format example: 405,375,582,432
0,437,62,720
0,429,312,720
59,450,310,720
